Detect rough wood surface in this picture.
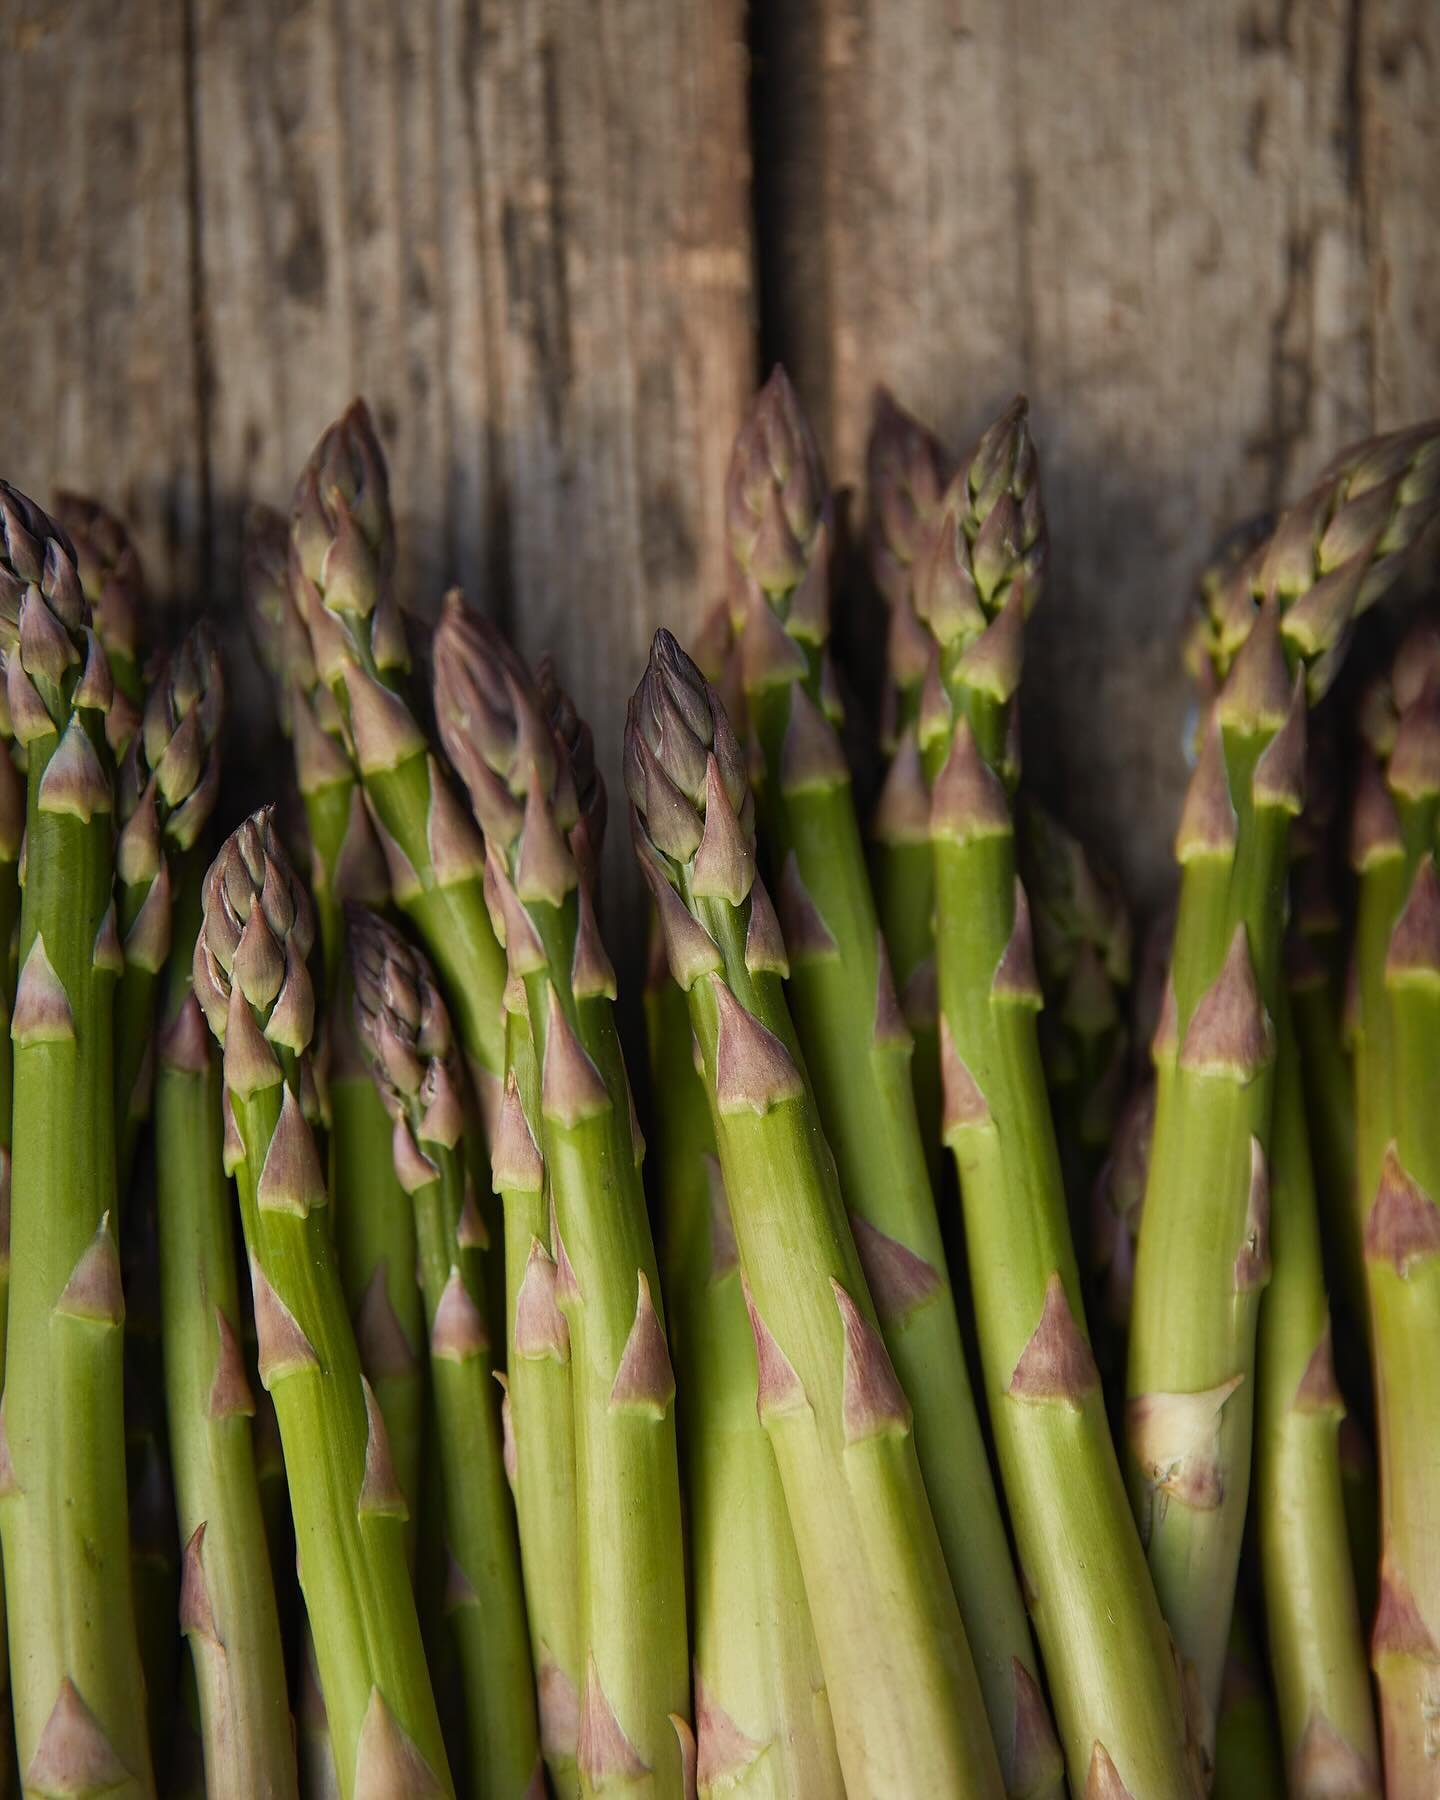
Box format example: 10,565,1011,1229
3,0,1437,938
759,0,1440,913
0,0,753,963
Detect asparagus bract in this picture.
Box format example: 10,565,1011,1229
912,406,1199,1796
727,370,1057,1793
289,405,507,1117
194,809,451,1799
350,909,540,1798
114,621,224,1182
629,629,1004,1798
1127,422,1440,1762
435,602,691,1797
1349,617,1440,1788
156,857,297,1797
0,483,155,1794
646,938,845,1799
1255,994,1379,1794
866,391,953,1165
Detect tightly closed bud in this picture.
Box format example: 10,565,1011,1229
195,809,316,1057
866,387,950,605
913,397,1047,656
626,630,753,877
348,906,462,1144
0,481,87,653
119,620,226,854
51,490,146,680
726,366,832,619
433,591,560,852
291,398,405,675
1257,420,1438,693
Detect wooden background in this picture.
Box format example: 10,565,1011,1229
1,0,1436,966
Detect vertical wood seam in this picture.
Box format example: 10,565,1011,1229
181,0,215,604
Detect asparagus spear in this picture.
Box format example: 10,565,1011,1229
327,999,426,1563
194,809,451,1799
51,489,146,728
912,404,1200,1795
349,908,540,1798
628,629,1004,1797
0,697,20,1796
434,601,691,1797
488,1002,583,1794
244,501,377,997
156,844,297,1796
1126,421,1440,1764
1021,800,1132,1222
1349,615,1440,1789
726,369,1058,1794
113,621,224,1183
645,933,845,1799
1089,1078,1154,1376
1286,713,1366,1344
288,403,508,1124
1209,1608,1286,1800
866,390,954,1169
1254,990,1380,1794
0,483,155,1795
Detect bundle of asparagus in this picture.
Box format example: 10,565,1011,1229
0,375,1434,1800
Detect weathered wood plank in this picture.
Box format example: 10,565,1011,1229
761,0,1438,912
0,0,202,603
191,0,753,946
1364,0,1440,423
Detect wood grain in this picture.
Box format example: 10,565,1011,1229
0,2,202,605
2,0,1435,942
759,0,1440,914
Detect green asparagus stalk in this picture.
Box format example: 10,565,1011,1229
1349,616,1440,1789
0,706,20,1797
1255,993,1380,1793
866,390,955,1169
349,908,540,1797
1209,1608,1286,1800
913,403,1200,1795
1021,800,1132,1222
1127,422,1440,1764
434,601,691,1796
289,404,508,1119
1339,1415,1380,1629
326,1001,426,1562
726,369,1058,1794
51,490,146,730
156,853,297,1795
645,933,845,1799
113,621,224,1183
488,1000,582,1794
193,809,451,1798
111,627,223,1767
0,483,155,1794
243,501,377,998
1089,1078,1154,1374
629,629,1004,1797
1286,714,1366,1344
